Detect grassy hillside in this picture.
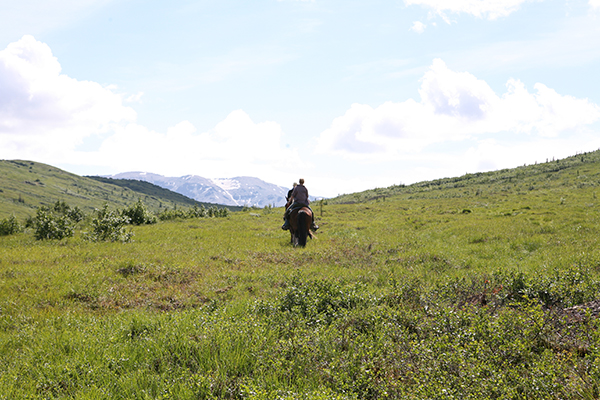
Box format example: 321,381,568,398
331,149,600,204
2,152,600,398
0,160,237,219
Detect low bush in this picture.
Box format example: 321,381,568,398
122,199,157,225
84,204,133,242
187,204,208,218
30,201,86,240
0,215,21,236
33,208,75,240
157,208,188,221
158,205,229,220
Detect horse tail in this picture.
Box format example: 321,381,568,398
297,211,308,247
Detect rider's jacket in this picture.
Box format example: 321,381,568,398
291,184,309,205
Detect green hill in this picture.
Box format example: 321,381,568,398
0,160,238,219
331,150,600,204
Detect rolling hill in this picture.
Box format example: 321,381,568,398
0,160,239,219
330,149,600,204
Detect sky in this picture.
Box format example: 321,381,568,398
1,0,600,198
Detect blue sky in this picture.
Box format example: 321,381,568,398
1,0,600,197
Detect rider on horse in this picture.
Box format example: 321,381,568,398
282,178,319,231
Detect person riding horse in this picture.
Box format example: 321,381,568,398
286,182,297,207
282,178,318,231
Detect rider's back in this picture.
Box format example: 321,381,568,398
291,184,309,205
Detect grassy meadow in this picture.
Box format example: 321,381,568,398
3,153,600,398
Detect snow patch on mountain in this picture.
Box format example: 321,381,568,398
211,178,241,191
107,172,291,207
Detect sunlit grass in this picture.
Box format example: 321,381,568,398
3,154,600,398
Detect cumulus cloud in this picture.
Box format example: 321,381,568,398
316,59,600,160
404,0,541,20
0,35,136,160
591,0,600,9
410,21,427,33
0,36,302,180
94,110,304,177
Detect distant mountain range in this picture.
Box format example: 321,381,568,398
105,172,291,207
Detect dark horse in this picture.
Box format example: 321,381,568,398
289,206,313,247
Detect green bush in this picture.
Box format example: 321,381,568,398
66,206,85,223
51,200,85,222
84,204,132,242
33,208,75,240
158,208,187,221
216,207,230,217
158,205,229,220
30,201,85,240
122,199,157,225
187,204,207,218
0,215,21,236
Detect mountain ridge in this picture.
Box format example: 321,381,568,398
106,172,291,208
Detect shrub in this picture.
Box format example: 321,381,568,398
187,204,207,218
84,204,132,242
66,206,85,223
33,208,75,240
158,205,229,220
276,279,372,325
0,215,22,236
207,206,229,218
30,201,85,240
158,208,187,221
50,200,84,222
122,199,157,225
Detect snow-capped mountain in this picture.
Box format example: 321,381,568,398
107,172,290,207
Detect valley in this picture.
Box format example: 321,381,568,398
1,151,600,398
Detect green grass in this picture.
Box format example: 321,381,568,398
3,152,600,398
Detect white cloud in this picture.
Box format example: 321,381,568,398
591,0,600,9
316,59,600,160
0,35,136,160
0,36,303,182
93,110,304,177
404,0,541,20
410,21,427,33
329,132,600,195
125,92,144,103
